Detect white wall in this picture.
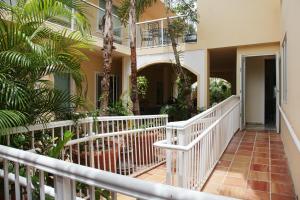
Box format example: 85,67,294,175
245,57,265,124
281,0,300,196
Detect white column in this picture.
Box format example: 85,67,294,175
122,57,131,94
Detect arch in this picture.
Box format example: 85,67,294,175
136,50,205,77
137,61,200,77
137,63,198,115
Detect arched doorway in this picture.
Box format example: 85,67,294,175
137,63,197,114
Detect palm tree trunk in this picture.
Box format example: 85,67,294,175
100,0,114,116
166,15,192,109
129,0,140,115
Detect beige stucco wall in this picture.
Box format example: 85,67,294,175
280,0,300,197
245,57,265,124
80,50,123,109
197,0,281,49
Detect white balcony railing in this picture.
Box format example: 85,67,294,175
136,16,198,48
82,0,130,46
4,115,168,178
154,96,241,190
0,144,232,200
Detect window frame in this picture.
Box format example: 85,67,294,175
95,72,119,109
281,34,288,103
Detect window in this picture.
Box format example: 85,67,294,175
54,74,71,94
96,73,119,108
98,0,122,44
282,35,288,103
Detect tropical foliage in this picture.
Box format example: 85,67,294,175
137,76,149,99
164,0,198,111
209,78,231,105
0,0,91,131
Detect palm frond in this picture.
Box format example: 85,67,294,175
118,0,157,24
0,110,27,132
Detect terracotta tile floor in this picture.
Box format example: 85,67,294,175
117,164,167,200
202,130,296,200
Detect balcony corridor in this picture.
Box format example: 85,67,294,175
131,130,296,200
201,130,296,200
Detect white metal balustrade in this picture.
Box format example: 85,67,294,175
136,16,198,48
3,115,168,178
154,96,241,190
0,145,233,200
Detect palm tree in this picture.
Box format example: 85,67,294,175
119,0,157,115
100,0,114,116
0,0,91,131
164,0,198,113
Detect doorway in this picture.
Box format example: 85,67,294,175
265,59,276,128
241,55,278,131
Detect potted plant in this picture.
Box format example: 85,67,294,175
132,129,158,165
71,140,119,173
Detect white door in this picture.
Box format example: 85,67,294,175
276,53,280,133
240,56,246,130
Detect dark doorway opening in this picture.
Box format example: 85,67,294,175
265,59,276,128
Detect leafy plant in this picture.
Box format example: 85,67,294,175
160,98,189,121
209,78,231,105
137,76,149,99
108,101,131,116
0,0,92,132
48,130,74,159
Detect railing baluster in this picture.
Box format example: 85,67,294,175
14,162,20,200
26,166,32,200
39,170,45,200
54,175,73,200
3,159,9,200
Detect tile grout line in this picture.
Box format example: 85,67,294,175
243,130,258,196
268,130,272,200
219,130,246,189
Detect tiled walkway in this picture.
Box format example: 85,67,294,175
136,164,167,183
117,164,167,200
202,130,296,200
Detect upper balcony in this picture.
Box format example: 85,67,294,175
48,0,198,56
136,16,198,51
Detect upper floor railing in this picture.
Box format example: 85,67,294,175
154,96,240,190
0,144,231,200
3,115,168,178
82,0,130,46
136,15,198,48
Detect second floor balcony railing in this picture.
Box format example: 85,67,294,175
45,0,130,47
136,16,198,48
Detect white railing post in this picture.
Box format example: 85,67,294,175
39,171,45,200
26,166,32,200
14,162,20,200
177,129,188,188
88,122,95,200
54,176,73,200
161,19,164,46
165,127,173,185
3,159,9,200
